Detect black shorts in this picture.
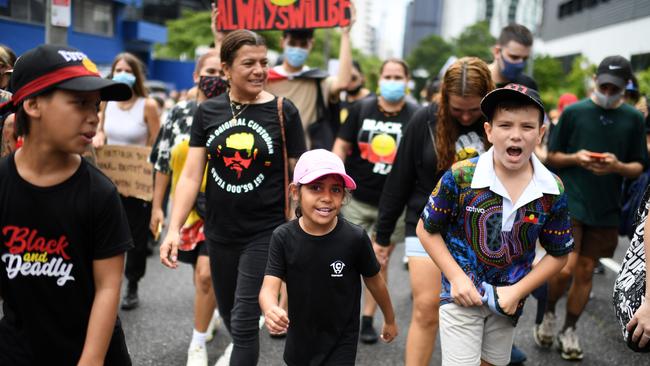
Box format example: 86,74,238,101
177,240,208,265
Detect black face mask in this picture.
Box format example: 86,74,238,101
198,75,228,99
347,84,363,96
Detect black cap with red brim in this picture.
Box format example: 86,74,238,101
0,44,131,115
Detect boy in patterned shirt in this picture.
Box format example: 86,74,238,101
416,84,574,366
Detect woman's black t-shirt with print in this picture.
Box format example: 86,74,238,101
265,218,380,365
190,94,306,243
0,155,133,366
337,96,420,206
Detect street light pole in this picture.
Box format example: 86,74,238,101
45,0,68,45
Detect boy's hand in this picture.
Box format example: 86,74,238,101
588,152,619,176
159,230,180,269
380,320,398,343
264,306,289,335
450,275,483,307
627,301,650,348
574,149,595,169
372,242,390,266
495,285,520,316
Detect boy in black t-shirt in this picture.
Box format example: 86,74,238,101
259,149,397,365
0,45,134,365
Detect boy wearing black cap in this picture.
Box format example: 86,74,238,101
540,55,648,360
0,45,134,365
417,84,573,365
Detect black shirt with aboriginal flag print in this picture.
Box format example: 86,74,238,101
0,155,133,365
189,94,306,243
337,96,420,206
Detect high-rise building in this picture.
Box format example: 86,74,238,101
350,0,378,56
402,0,443,58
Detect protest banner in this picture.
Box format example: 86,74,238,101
216,0,351,31
95,145,153,201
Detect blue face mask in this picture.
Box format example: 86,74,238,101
500,52,527,81
284,46,309,68
112,72,136,88
379,80,406,102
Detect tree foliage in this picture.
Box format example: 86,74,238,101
406,34,453,81
453,21,495,62
155,10,213,59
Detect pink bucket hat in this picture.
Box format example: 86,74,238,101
293,149,356,190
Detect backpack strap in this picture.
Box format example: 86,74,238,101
425,103,438,148
277,97,291,221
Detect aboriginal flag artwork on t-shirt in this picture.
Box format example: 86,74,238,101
356,117,403,176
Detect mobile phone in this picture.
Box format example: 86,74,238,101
588,152,607,161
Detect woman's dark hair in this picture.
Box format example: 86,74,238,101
220,30,267,67
436,57,495,171
0,44,16,69
379,58,410,78
352,60,363,74
109,52,148,98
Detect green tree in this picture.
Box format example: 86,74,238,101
155,10,283,59
533,54,565,108
637,67,650,97
406,34,454,81
453,21,495,62
565,55,596,99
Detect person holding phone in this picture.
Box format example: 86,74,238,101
541,55,648,360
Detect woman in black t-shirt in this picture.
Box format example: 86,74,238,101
333,57,420,343
375,57,494,364
160,30,306,366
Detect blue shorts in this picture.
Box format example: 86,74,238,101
405,236,429,258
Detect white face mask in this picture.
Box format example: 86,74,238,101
593,89,623,109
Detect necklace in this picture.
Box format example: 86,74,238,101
229,92,259,121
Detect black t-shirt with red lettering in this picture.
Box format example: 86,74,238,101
337,96,420,205
190,94,306,243
0,155,133,366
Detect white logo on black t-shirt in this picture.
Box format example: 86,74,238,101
330,260,345,277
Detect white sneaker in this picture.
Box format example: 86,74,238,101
534,312,556,348
205,314,221,343
557,326,584,360
186,344,208,366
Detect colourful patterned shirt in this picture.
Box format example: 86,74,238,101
421,148,573,304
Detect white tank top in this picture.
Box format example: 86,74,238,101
104,97,148,146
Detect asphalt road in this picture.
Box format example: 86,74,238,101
117,236,648,366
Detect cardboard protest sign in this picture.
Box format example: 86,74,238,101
216,0,351,31
95,145,153,201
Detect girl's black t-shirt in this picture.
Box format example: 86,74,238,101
0,155,133,365
337,96,420,206
189,94,306,243
265,218,380,365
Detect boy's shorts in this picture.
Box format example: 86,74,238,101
439,303,515,366
342,197,405,245
405,236,429,257
571,219,618,260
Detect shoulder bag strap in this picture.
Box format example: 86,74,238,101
277,97,290,221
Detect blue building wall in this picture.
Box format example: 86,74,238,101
0,0,192,92
152,59,195,91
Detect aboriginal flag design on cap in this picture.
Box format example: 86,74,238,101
0,44,131,114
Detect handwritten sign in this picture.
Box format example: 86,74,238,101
95,145,153,201
216,0,351,31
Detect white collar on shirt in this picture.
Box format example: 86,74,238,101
470,146,559,196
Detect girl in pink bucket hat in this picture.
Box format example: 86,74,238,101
259,149,398,365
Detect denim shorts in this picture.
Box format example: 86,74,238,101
405,236,429,258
